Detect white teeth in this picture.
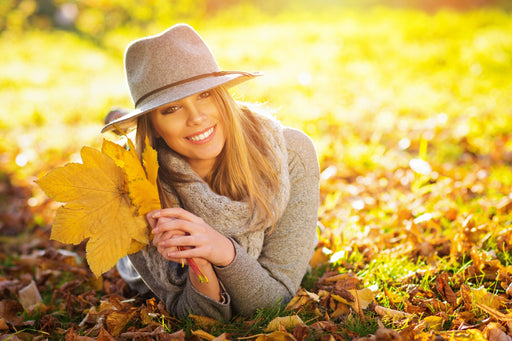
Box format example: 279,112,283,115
189,127,214,142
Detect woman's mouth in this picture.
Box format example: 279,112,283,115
186,125,215,144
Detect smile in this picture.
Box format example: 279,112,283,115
187,126,215,143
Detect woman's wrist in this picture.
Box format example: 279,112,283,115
217,237,236,267
188,262,222,301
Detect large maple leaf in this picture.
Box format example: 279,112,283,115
37,138,160,277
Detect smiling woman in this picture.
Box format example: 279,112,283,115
102,23,320,321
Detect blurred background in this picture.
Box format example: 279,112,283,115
0,0,511,235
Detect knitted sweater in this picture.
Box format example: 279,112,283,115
125,127,319,320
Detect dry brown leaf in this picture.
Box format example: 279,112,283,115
192,329,217,340
374,305,412,321
374,327,403,341
475,302,512,322
416,329,487,340
309,247,329,268
105,309,137,336
0,318,8,330
264,315,304,332
484,322,512,341
421,315,445,331
472,287,507,310
322,272,360,285
436,272,457,305
332,288,374,316
349,288,374,310
17,280,42,310
285,288,319,311
189,314,219,328
96,327,117,341
168,329,187,341
254,330,297,341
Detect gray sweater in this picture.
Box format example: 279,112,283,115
125,127,319,320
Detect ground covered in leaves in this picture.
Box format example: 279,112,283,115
2,4,512,341
3,130,512,341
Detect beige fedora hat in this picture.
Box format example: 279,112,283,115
101,23,262,133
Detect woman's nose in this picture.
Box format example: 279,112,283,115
184,102,206,125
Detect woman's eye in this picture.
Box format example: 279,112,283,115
163,106,180,114
198,91,211,99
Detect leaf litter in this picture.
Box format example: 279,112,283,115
4,125,512,340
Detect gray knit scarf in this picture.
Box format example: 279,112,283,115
156,114,290,259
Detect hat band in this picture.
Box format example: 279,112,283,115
135,71,253,108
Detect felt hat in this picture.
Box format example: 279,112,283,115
101,23,261,133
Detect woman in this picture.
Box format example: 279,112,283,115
102,24,319,321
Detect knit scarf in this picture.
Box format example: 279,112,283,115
156,114,290,259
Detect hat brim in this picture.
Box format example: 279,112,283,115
101,71,262,133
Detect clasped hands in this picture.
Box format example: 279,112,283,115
147,207,235,268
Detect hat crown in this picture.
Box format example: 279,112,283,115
101,24,261,134
124,24,220,106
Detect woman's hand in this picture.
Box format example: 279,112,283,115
147,207,235,267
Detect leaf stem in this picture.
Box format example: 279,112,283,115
177,246,209,283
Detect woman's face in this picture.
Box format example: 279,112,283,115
150,90,225,178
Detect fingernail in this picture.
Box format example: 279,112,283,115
152,228,160,234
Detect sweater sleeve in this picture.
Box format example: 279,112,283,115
214,128,320,316
128,247,233,321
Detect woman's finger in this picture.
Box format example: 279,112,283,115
146,209,163,229
151,207,204,224
152,217,202,235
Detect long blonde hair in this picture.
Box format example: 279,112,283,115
135,86,281,229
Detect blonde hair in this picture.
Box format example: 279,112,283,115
135,86,280,229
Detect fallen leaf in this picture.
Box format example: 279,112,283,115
0,318,8,330
265,315,304,332
254,330,297,341
349,288,374,310
106,309,137,336
374,327,403,340
286,288,320,311
17,280,42,310
97,327,116,341
484,322,512,341
309,247,329,268
332,287,374,315
436,272,457,305
374,305,412,321
475,302,512,322
419,329,487,340
421,315,445,331
192,329,217,340
472,287,506,310
190,314,219,328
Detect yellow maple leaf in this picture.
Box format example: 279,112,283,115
142,136,159,187
37,139,160,277
101,138,160,215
